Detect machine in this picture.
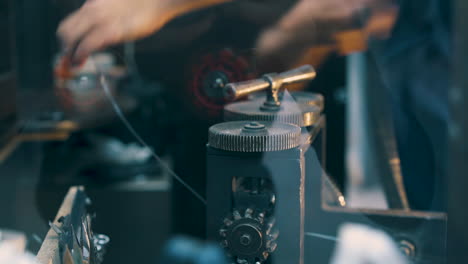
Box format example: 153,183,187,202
205,65,446,264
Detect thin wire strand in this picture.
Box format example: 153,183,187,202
94,59,207,205
305,232,340,242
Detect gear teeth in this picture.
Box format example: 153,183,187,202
246,257,256,264
221,240,228,248
224,101,320,128
237,258,248,264
220,228,228,237
233,210,242,220
270,194,276,205
257,212,265,224
266,219,275,234
268,242,277,253
245,208,253,218
208,121,301,152
222,209,275,264
224,218,233,227
267,228,279,240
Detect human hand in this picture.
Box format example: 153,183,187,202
255,0,397,71
58,0,176,61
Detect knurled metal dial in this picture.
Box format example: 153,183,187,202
291,91,324,112
208,121,301,152
249,91,325,112
224,99,321,127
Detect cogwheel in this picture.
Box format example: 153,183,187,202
219,208,278,264
208,121,301,153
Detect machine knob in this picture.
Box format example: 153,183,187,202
208,121,301,152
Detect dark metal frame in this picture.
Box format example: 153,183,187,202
448,0,468,262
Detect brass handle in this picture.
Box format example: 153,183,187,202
224,65,316,101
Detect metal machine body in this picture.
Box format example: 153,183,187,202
303,146,447,263
206,121,304,264
206,65,447,264
206,65,328,264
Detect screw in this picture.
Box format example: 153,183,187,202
240,234,252,246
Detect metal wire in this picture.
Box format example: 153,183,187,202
93,57,207,205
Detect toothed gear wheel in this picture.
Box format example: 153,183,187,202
220,208,278,264
208,121,301,152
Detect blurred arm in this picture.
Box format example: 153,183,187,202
58,0,233,61
255,0,399,72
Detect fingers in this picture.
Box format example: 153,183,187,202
74,23,123,60
255,0,376,72
57,3,98,52
56,0,176,61
58,1,125,61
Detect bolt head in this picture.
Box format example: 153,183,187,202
242,122,266,133
240,234,252,246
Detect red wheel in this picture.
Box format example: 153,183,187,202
185,49,255,120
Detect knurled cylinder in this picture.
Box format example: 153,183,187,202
208,121,301,152
248,91,324,112
290,91,324,112
224,99,321,127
